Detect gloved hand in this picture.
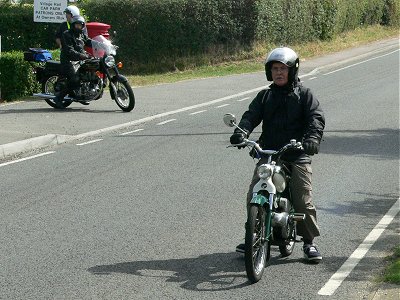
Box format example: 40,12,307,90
230,131,247,149
80,53,90,60
303,138,320,155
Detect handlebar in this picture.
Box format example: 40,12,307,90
229,139,303,157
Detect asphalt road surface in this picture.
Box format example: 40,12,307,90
0,46,399,299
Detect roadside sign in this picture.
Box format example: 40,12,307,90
33,0,68,23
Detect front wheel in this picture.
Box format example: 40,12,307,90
245,205,269,283
42,76,72,109
110,80,135,112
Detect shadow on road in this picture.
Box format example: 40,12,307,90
88,252,250,291
322,129,399,160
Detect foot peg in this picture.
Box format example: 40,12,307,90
291,213,306,222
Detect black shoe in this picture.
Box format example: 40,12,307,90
78,101,90,105
53,93,64,109
303,243,322,262
236,243,245,253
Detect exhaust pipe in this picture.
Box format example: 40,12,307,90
33,93,72,100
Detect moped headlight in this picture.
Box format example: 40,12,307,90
104,56,115,67
257,164,272,179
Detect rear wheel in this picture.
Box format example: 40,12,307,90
42,76,72,109
245,205,269,283
111,80,135,112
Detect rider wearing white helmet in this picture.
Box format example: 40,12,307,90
55,5,86,48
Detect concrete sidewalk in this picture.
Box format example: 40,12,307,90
1,37,399,160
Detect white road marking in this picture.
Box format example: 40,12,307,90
216,104,230,108
237,97,250,102
318,198,400,296
119,129,144,135
309,77,317,80
323,49,399,76
0,151,55,168
189,110,207,115
76,139,103,146
157,119,176,125
73,85,266,140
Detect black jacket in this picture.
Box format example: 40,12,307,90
60,29,92,64
237,82,325,163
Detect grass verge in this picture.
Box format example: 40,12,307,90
382,246,400,284
127,25,399,87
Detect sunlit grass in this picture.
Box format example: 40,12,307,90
127,25,399,87
382,246,400,284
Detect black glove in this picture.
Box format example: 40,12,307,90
230,131,247,149
303,138,320,155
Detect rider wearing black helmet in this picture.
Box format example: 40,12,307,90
54,15,93,107
230,47,325,262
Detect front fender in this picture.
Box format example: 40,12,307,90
112,74,128,83
250,194,268,206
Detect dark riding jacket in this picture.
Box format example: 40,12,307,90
237,82,325,163
60,29,92,64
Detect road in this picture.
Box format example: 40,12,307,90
0,44,399,299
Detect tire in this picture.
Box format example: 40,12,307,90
245,205,270,283
278,220,296,257
42,76,72,109
111,80,135,112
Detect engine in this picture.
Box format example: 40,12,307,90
75,71,103,100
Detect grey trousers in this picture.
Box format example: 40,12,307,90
246,159,320,242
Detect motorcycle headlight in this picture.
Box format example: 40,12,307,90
257,164,272,179
104,56,115,67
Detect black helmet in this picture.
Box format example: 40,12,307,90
265,47,299,84
70,15,86,28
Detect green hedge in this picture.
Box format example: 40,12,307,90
0,51,40,100
0,0,399,100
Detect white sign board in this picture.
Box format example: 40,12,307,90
34,0,68,23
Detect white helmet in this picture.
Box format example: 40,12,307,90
64,5,80,17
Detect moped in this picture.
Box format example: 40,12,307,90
224,113,305,283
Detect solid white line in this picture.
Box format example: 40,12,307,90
237,97,250,102
323,49,399,76
216,104,230,108
0,151,55,168
309,77,317,80
157,119,176,125
318,198,400,296
119,129,144,135
76,139,103,146
189,110,207,115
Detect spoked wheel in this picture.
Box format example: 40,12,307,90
42,76,72,109
111,80,135,112
245,205,270,283
278,220,297,257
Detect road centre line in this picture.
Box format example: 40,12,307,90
157,119,176,125
216,104,230,108
119,129,144,135
323,49,399,76
189,110,207,115
237,97,250,102
318,198,400,296
73,86,266,140
76,139,103,146
0,151,55,168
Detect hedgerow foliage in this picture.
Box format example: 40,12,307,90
0,0,398,100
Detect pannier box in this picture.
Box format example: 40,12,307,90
24,48,52,62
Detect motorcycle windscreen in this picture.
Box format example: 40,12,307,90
91,35,117,58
